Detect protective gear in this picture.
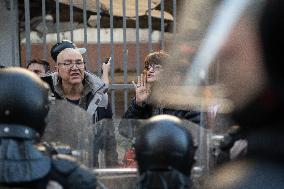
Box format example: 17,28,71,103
0,68,51,184
232,0,284,131
50,40,86,61
0,67,49,136
135,115,196,189
0,68,97,188
202,1,284,188
0,153,98,189
138,169,192,189
49,154,97,189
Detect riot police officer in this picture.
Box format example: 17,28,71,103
135,115,196,189
0,67,97,188
202,0,284,188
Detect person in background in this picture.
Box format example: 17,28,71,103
123,50,200,124
43,40,117,167
0,67,97,189
27,58,50,77
120,50,200,168
43,40,112,122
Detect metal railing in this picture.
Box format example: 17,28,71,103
20,0,175,118
1,0,220,177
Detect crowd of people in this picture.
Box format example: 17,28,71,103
1,0,284,188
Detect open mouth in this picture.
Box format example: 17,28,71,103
70,72,80,77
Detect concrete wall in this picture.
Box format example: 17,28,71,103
0,0,20,67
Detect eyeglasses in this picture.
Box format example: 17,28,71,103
57,60,85,69
145,64,162,71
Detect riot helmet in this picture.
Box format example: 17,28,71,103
135,115,196,176
0,67,49,136
0,67,51,184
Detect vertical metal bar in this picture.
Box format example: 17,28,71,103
70,0,74,41
24,0,31,64
56,0,60,42
147,0,152,52
8,0,19,67
123,0,128,112
173,0,177,36
160,0,165,49
10,0,15,66
135,0,140,76
198,108,207,173
96,0,101,76
14,0,19,66
42,0,47,60
110,0,114,82
83,0,88,64
110,0,115,117
111,91,116,118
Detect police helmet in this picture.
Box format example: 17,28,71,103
0,67,49,136
135,115,196,176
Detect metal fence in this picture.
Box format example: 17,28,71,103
19,0,177,118
1,0,223,177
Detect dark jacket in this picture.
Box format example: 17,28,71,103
123,98,201,124
0,132,97,189
0,155,97,189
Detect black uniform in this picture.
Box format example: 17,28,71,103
135,115,196,189
0,68,97,189
203,0,284,188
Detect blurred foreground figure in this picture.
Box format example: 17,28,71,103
203,0,284,188
135,115,196,189
0,68,97,189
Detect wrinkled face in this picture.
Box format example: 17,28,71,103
145,64,163,83
56,48,85,85
218,16,267,111
27,63,46,77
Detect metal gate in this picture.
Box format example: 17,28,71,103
0,0,230,181
12,0,178,117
